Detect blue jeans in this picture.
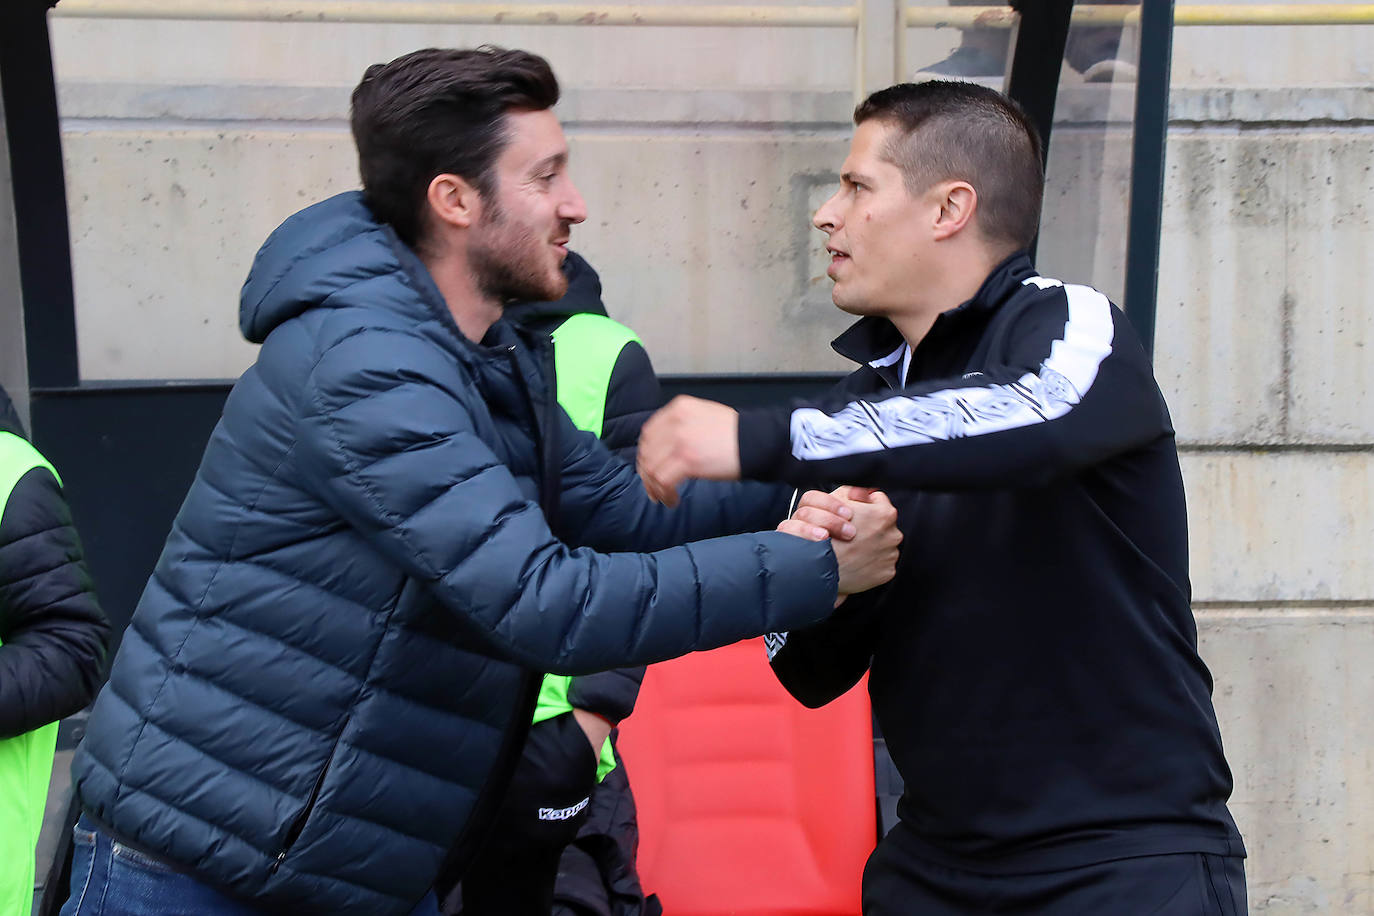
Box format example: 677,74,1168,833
61,815,441,915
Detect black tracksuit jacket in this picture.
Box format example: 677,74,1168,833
747,253,1244,872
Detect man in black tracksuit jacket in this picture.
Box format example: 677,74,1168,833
637,82,1247,914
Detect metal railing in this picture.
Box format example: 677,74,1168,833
905,3,1374,26
50,2,857,26
52,1,1374,26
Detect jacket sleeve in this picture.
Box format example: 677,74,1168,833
767,583,885,709
566,666,644,724
0,467,111,738
598,341,662,460
737,284,1169,491
553,411,793,554
295,328,837,677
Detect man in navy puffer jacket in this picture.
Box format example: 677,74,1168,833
61,47,900,916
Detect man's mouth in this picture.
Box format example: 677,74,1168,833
826,247,849,276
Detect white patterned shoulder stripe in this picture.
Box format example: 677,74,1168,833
788,278,1116,461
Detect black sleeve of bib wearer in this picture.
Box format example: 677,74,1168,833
567,666,646,725
768,583,887,709
599,341,663,461
0,468,111,738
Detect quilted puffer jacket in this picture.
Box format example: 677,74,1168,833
71,192,838,915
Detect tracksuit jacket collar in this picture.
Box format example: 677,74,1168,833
828,249,1037,386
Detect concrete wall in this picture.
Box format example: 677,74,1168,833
39,5,1374,912
1157,90,1374,910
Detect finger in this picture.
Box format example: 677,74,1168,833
647,473,677,508
796,489,854,520
661,483,680,509
657,459,686,508
637,456,659,500
862,489,893,507
832,485,878,503
776,518,831,542
639,458,669,505
791,506,857,540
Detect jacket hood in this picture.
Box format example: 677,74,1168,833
239,192,411,344
0,383,26,439
503,250,606,326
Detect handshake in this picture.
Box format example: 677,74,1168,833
637,394,902,601
780,486,902,604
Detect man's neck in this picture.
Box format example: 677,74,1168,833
422,251,503,343
889,247,1001,351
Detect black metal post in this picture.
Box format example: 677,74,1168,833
0,0,79,389
1004,0,1075,261
1123,0,1174,359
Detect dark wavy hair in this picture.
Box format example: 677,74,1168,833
855,81,1044,253
350,46,560,247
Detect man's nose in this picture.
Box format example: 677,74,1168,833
813,190,841,232
561,181,588,224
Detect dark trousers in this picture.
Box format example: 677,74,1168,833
863,827,1247,915
60,815,441,916
551,760,659,916
447,713,599,916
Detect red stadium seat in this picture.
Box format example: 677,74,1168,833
616,637,875,916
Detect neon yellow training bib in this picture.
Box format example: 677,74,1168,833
0,431,62,916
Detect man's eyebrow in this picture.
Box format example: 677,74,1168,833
530,151,569,174
841,170,875,185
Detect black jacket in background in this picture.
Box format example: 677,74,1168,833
753,253,1243,872
0,384,110,738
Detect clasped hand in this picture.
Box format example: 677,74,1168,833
637,396,901,598
777,487,902,603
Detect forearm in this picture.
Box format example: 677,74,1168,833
450,529,837,675
560,446,792,552
768,587,884,708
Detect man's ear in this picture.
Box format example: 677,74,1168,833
426,173,483,231
932,180,977,241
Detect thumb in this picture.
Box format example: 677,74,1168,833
836,485,879,503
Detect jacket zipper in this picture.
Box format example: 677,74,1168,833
270,751,334,874
504,344,562,528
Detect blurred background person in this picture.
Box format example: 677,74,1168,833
918,0,1136,83
0,383,109,916
444,251,661,916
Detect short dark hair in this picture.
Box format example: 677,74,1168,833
854,81,1044,253
350,46,560,247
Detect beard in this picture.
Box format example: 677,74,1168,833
469,199,569,304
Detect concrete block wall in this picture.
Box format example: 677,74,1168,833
1155,89,1374,912
39,6,1374,912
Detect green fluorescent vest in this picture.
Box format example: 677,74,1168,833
0,432,62,916
532,314,642,782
